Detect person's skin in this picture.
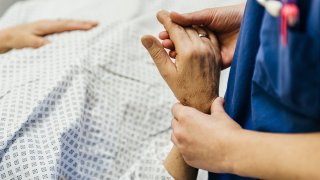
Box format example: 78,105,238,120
159,4,245,69
144,5,320,180
141,10,221,113
0,19,98,53
172,99,320,179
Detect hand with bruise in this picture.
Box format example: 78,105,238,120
142,10,221,113
159,4,245,69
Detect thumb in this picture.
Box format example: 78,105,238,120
141,35,176,78
211,97,225,114
170,9,213,27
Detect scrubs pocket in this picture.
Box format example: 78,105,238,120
252,13,320,119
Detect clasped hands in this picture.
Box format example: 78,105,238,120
142,6,244,174
142,10,221,113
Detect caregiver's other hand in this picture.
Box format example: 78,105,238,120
171,97,242,173
0,19,98,53
141,10,221,113
159,4,245,69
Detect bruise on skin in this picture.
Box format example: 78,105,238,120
202,71,207,78
182,98,188,106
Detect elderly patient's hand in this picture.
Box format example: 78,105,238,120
141,10,221,113
159,4,245,69
0,19,98,53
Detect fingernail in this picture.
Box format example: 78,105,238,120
141,38,153,49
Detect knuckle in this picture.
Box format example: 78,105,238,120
173,128,182,140
176,25,185,32
180,109,193,121
203,44,212,53
171,104,179,115
182,48,198,59
199,44,211,54
172,106,196,123
174,108,189,122
179,112,188,121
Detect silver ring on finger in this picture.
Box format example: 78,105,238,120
199,34,208,38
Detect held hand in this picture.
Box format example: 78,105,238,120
141,10,221,113
159,4,245,69
0,19,98,53
171,97,242,173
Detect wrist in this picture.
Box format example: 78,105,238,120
180,96,217,114
222,129,249,175
0,29,13,53
192,100,214,114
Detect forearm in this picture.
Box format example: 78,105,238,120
226,130,320,179
0,29,12,53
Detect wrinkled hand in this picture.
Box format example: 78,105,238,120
171,97,242,173
160,4,245,69
0,19,98,53
141,10,221,113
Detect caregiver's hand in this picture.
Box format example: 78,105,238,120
141,10,221,113
159,4,245,69
171,97,242,173
0,20,98,53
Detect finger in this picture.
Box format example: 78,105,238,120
159,31,169,40
206,28,220,48
157,10,190,51
172,103,198,121
171,117,179,131
169,50,177,59
23,35,50,49
193,26,207,35
172,102,210,124
205,29,222,67
162,39,174,50
34,20,98,35
171,103,185,120
185,27,199,42
193,26,211,43
170,9,213,27
171,118,182,147
141,35,177,78
211,97,225,114
171,132,179,146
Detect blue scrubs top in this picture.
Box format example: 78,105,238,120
209,0,320,179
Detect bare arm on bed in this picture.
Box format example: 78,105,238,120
0,19,98,53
